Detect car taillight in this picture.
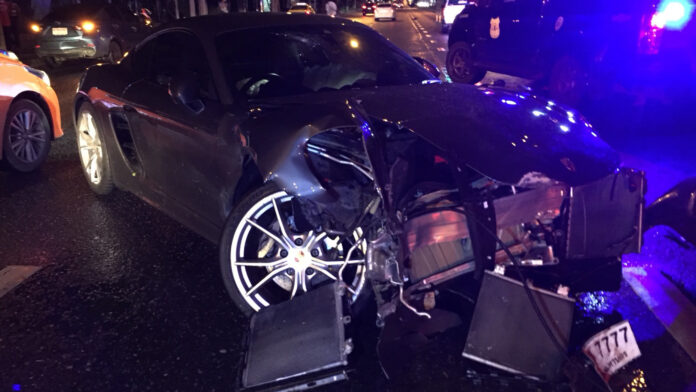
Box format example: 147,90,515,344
362,4,366,8
306,10,310,13
638,12,664,54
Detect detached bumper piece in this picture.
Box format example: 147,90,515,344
463,271,575,381
241,283,350,392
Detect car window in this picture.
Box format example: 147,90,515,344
42,4,103,22
215,25,434,99
132,31,217,101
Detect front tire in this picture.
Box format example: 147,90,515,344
76,102,114,195
220,183,367,315
446,41,486,84
1,99,51,172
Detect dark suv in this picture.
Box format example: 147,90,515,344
362,1,377,15
445,0,695,105
33,4,151,68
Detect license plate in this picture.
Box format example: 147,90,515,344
582,320,641,382
52,27,68,36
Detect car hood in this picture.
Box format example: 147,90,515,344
256,83,620,186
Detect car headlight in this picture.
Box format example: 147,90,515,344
24,66,51,87
0,49,19,60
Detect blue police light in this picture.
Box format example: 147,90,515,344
654,0,694,30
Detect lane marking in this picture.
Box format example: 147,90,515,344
430,39,436,43
437,47,446,52
0,265,42,299
624,267,696,362
407,13,450,82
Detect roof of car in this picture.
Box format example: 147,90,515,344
155,13,362,36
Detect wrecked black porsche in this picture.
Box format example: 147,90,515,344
75,13,655,391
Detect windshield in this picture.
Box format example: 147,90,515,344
215,25,434,99
290,5,308,9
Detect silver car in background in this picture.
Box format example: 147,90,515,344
374,3,396,20
31,4,151,68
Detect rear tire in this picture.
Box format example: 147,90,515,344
42,56,63,69
76,102,114,195
446,41,485,84
1,99,51,172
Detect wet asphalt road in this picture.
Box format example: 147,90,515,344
1,8,696,392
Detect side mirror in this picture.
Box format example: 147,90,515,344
413,56,441,78
169,71,205,114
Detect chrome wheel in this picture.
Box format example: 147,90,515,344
228,190,366,312
446,42,485,84
450,47,471,78
77,111,103,185
7,109,48,164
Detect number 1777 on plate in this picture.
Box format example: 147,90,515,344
582,320,642,382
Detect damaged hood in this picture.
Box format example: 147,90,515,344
253,83,620,186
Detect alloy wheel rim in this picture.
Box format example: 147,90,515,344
229,190,367,311
77,111,103,185
451,48,472,78
7,109,47,164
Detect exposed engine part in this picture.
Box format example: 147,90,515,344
338,238,363,283
567,169,645,258
463,271,575,380
423,291,436,310
366,229,401,284
404,210,474,282
493,184,566,228
399,285,431,319
306,142,374,181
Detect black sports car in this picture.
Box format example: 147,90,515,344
74,13,696,390
74,13,645,319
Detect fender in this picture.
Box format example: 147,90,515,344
644,177,696,245
244,100,359,204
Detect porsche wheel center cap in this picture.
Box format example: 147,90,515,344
289,248,311,269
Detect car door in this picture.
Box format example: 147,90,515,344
470,0,512,65
503,0,543,73
121,31,227,228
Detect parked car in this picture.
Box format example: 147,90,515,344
446,0,696,105
440,0,468,33
0,50,62,172
31,4,152,68
287,3,316,14
374,3,396,20
362,1,376,15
